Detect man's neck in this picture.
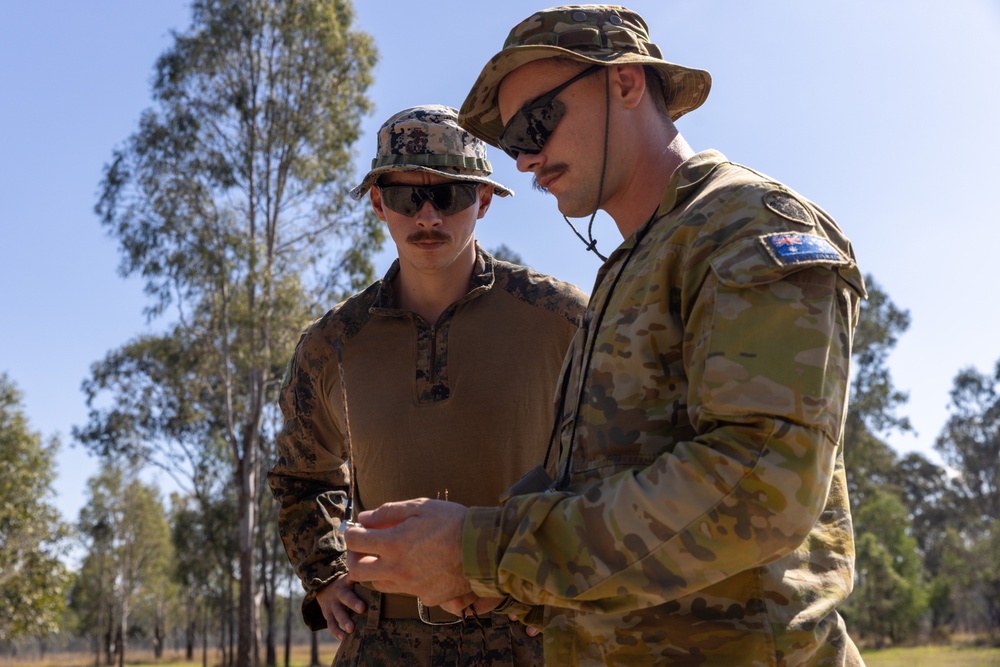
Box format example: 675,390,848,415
394,249,477,326
605,125,693,239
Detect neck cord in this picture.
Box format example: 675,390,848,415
561,67,611,263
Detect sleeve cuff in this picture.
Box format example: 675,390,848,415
299,557,347,631
462,506,505,598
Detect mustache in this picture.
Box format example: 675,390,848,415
532,164,568,193
407,229,451,244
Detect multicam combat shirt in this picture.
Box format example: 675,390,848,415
268,245,586,630
463,151,868,666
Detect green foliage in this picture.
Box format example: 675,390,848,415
847,490,928,647
936,360,1000,523
930,526,1000,639
850,275,913,436
892,452,969,578
0,373,70,642
975,521,1000,630
87,4,380,662
70,464,175,662
845,274,912,510
95,0,382,316
489,243,525,266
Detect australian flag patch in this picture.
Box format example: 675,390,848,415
760,232,845,266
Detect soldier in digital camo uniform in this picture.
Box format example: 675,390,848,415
268,105,587,666
344,6,868,666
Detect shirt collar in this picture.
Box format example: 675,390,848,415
590,150,728,289
656,149,728,216
370,243,496,315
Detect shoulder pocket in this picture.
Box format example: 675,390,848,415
710,232,863,296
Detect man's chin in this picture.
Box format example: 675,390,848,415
555,198,598,219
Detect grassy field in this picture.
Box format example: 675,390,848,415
4,644,1000,667
860,645,1000,667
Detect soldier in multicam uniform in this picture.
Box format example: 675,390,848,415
345,6,869,666
267,105,587,666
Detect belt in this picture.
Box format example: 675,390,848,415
355,585,463,625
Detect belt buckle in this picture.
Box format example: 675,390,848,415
416,598,463,625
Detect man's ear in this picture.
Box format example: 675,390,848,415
476,185,494,219
369,186,388,222
614,64,647,110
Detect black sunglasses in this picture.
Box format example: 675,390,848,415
497,64,603,160
377,182,480,217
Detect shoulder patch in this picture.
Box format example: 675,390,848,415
763,190,814,226
760,232,845,266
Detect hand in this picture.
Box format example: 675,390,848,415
508,614,541,637
316,573,365,642
344,498,469,607
439,595,504,617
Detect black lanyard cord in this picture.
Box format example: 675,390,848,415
555,208,657,489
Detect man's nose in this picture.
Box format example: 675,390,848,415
516,150,542,174
414,198,442,225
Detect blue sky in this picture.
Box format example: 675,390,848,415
2,1,999,528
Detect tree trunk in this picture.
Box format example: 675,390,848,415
104,612,114,667
263,528,276,667
186,604,196,662
201,601,208,667
118,595,128,667
283,593,292,667
236,430,260,667
154,615,164,659
309,632,320,667
220,588,228,667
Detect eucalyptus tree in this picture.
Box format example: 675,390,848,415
936,359,1000,524
75,465,173,667
843,275,912,509
0,374,70,643
930,360,1000,635
846,489,927,646
87,1,380,664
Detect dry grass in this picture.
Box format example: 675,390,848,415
0,643,342,667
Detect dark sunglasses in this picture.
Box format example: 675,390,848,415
497,64,603,160
377,182,480,217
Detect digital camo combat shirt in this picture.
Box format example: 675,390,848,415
267,245,587,630
463,151,868,666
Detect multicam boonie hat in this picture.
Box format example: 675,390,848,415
350,104,513,200
458,5,712,147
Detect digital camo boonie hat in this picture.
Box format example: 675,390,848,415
350,104,513,200
458,5,712,147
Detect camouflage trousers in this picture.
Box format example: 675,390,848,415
331,592,543,667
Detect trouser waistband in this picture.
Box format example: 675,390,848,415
354,585,466,627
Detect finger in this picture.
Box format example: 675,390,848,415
472,600,497,615
326,623,345,643
331,601,355,636
335,584,366,615
526,626,540,637
345,522,408,556
345,551,393,585
343,524,384,555
439,593,477,617
471,596,503,614
356,499,426,528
